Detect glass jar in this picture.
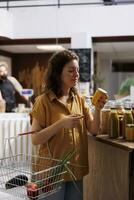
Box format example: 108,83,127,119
108,101,119,139
125,124,134,142
124,102,133,139
100,100,112,135
124,102,133,124
115,101,125,139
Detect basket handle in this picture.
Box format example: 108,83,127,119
18,131,36,136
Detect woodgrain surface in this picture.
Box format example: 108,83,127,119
84,136,130,200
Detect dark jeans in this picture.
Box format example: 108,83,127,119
42,180,83,200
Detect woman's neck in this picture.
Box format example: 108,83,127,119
59,95,69,105
62,86,70,96
59,89,70,105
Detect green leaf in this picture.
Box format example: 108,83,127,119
118,78,134,95
48,149,77,185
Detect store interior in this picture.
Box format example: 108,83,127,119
93,38,134,99
0,36,134,100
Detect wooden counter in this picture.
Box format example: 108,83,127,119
84,135,134,200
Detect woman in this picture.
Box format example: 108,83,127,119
30,49,107,200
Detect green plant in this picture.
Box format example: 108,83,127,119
118,78,134,96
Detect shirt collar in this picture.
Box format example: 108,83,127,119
45,89,76,102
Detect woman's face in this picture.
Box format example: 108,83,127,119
61,59,79,90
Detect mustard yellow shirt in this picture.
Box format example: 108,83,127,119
30,90,92,181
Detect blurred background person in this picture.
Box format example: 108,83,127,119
0,61,30,112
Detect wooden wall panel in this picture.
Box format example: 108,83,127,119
12,53,52,97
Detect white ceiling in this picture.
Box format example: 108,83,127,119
0,42,134,61
93,42,134,52
93,41,134,61
0,43,71,53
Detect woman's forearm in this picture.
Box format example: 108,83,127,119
31,119,63,145
92,108,101,132
87,108,101,135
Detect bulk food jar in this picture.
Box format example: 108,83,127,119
125,124,134,142
115,101,125,139
108,100,119,139
100,100,112,135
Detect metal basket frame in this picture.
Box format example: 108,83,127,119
0,136,67,200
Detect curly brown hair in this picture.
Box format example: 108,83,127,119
45,49,79,97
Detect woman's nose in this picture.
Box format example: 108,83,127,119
75,71,79,78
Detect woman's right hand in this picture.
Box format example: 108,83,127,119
60,114,84,129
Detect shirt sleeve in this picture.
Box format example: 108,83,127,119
30,95,46,128
8,76,23,93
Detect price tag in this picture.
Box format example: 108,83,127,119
20,89,34,97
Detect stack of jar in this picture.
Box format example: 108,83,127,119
100,100,134,141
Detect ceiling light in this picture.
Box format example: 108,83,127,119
36,45,65,51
